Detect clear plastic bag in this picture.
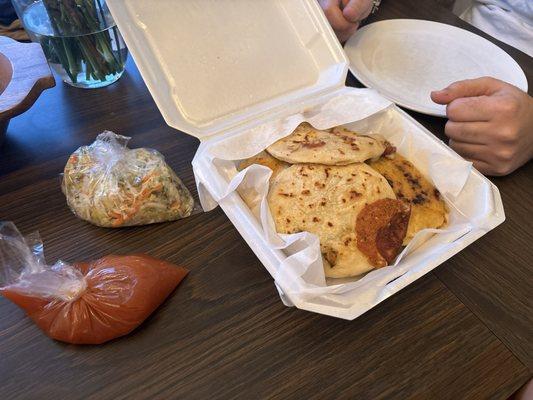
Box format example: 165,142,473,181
0,221,188,344
62,131,194,227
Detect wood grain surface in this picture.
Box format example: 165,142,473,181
0,36,55,120
0,0,531,399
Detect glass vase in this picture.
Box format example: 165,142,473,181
12,0,128,89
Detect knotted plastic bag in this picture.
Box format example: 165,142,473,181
0,221,188,344
62,131,194,227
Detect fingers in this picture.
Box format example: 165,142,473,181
342,21,360,41
445,96,496,122
449,140,518,176
430,89,450,105
449,143,498,174
321,0,359,42
444,121,489,144
322,0,357,31
449,139,488,161
431,77,505,105
469,159,517,176
342,0,373,23
468,159,498,176
430,77,529,176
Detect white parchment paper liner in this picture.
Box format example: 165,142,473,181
192,87,501,314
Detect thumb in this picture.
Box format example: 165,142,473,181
342,0,370,22
431,77,504,105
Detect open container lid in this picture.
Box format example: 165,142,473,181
106,0,348,139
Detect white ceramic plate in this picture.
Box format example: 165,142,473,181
344,19,528,117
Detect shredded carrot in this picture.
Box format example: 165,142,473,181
142,172,156,183
112,217,124,227
151,183,163,192
120,205,140,224
139,184,163,200
108,210,123,219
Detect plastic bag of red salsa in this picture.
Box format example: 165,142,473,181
0,222,188,344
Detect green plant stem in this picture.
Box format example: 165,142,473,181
53,38,77,82
96,0,122,67
39,0,124,84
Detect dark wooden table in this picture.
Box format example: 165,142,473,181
1,1,531,399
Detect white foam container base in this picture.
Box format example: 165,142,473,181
192,103,504,320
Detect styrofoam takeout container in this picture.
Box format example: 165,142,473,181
107,0,505,319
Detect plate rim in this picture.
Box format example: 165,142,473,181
345,18,529,118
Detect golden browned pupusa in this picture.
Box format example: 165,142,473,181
267,163,396,278
240,122,448,278
368,153,448,244
237,151,290,209
266,123,387,165
237,151,290,181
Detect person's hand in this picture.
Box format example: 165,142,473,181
319,0,374,43
431,77,533,176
